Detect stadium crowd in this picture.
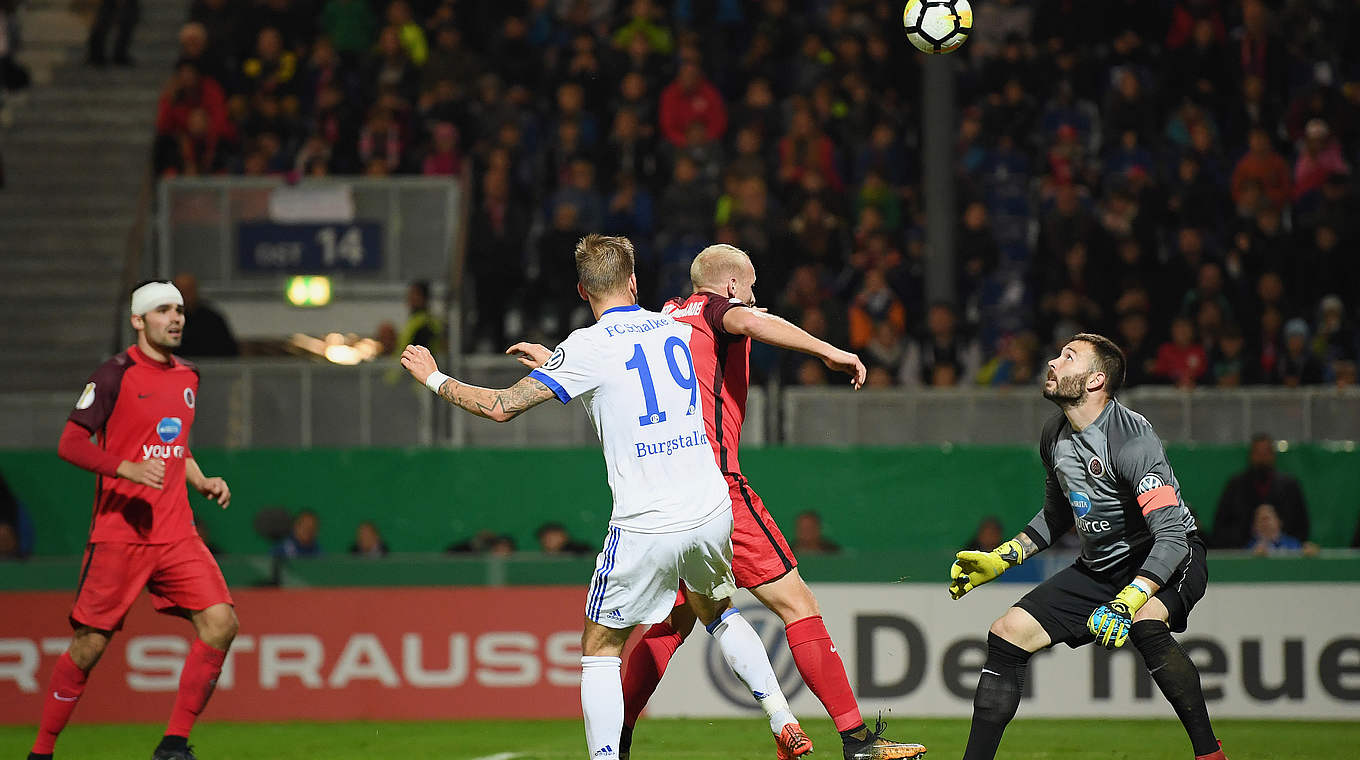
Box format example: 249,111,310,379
154,0,1360,388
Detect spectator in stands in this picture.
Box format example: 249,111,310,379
976,331,1040,387
901,303,980,387
1211,434,1311,549
398,280,443,353
1232,127,1292,212
421,122,461,176
861,321,906,381
848,269,906,351
793,511,840,555
384,0,427,66
1116,308,1158,387
86,0,138,66
1154,315,1208,389
489,535,516,556
349,521,389,558
273,509,321,558
1246,504,1304,556
241,27,299,102
535,522,591,556
659,60,727,148
156,59,234,176
1278,317,1326,386
1294,119,1349,202
964,516,1004,553
1208,325,1255,387
173,273,239,356
446,530,497,554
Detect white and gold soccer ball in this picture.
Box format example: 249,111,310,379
903,0,974,55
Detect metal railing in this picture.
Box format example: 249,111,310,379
781,386,1360,445
3,377,1352,449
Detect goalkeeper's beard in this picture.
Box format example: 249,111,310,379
1043,370,1091,408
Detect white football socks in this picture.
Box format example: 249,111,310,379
707,608,798,734
581,655,623,759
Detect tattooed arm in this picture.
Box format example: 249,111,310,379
400,344,555,423
435,375,556,422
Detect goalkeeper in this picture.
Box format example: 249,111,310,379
948,334,1227,760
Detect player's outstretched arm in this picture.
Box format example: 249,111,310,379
401,344,555,422
723,308,866,388
948,532,1036,600
186,456,231,508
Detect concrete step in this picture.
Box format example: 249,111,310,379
1,130,152,150
0,218,135,235
11,107,156,129
29,86,164,108
0,194,142,216
3,172,149,194
0,237,128,258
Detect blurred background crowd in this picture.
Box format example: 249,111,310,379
125,0,1360,390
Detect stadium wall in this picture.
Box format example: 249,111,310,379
2,584,1357,722
2,445,1358,556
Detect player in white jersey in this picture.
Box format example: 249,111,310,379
401,234,809,760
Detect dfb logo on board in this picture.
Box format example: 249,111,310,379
156,417,183,443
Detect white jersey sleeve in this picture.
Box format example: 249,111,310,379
529,331,601,404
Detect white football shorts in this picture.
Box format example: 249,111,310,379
585,509,736,629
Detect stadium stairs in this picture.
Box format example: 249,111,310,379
1,0,183,392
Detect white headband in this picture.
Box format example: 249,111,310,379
131,282,184,315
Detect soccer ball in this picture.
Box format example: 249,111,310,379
903,0,973,55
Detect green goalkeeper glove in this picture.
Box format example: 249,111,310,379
1087,582,1152,649
949,539,1025,600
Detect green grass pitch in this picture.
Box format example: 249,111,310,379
5,717,1357,759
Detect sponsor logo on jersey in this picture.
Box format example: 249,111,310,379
75,383,96,410
142,444,187,459
603,318,673,338
634,430,709,459
156,417,183,443
544,347,566,371
1137,473,1164,495
1089,456,1104,477
664,300,704,318
184,387,196,408
1070,491,1093,518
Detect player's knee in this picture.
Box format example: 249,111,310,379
1133,605,1168,624
755,572,820,623
199,604,239,647
989,608,1040,649
69,628,111,670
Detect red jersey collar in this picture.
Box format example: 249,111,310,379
129,344,177,369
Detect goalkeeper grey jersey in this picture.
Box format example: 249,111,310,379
1022,399,1199,586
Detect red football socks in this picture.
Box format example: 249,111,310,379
32,652,88,755
785,615,863,732
165,639,227,739
621,622,685,727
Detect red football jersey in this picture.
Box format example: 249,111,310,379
68,346,199,544
662,292,750,476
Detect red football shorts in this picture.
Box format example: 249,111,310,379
727,474,798,588
671,475,798,610
70,536,234,631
